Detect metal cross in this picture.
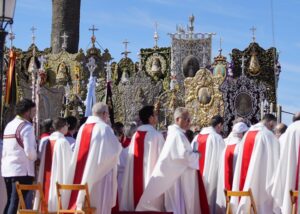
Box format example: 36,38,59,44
250,26,256,42
154,22,159,48
30,26,37,44
89,25,98,37
61,32,69,50
240,55,247,76
121,39,131,58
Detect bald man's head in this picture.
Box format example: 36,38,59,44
293,112,300,122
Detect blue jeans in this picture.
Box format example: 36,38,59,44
4,176,34,214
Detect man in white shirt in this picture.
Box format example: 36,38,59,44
120,105,165,211
1,99,37,214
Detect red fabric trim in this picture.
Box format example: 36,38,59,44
40,132,50,140
133,131,147,208
197,134,209,175
42,140,56,210
197,171,210,214
224,144,237,191
65,132,72,137
239,131,259,191
122,137,131,148
68,123,96,210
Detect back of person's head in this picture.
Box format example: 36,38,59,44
262,113,277,131
92,102,108,116
232,122,249,134
113,122,124,138
274,123,287,138
139,106,155,124
41,118,53,134
65,116,78,131
53,117,68,131
210,115,224,128
293,112,300,122
232,117,246,125
262,113,277,122
15,99,36,116
124,122,138,138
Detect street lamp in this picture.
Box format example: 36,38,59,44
0,0,16,131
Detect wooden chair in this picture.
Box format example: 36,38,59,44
290,190,298,214
224,188,257,214
56,182,95,214
16,182,51,214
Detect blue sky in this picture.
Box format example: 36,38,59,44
11,0,300,124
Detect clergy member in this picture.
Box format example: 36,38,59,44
216,122,249,213
191,115,225,213
67,102,122,214
136,107,209,214
34,117,72,212
120,105,165,211
272,112,300,213
231,114,279,213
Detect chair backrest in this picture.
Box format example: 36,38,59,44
56,182,92,214
16,182,48,214
224,188,257,214
290,190,298,214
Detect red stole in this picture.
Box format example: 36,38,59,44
133,131,147,208
68,123,96,209
224,144,237,190
43,140,56,207
239,131,259,191
196,134,210,213
122,137,131,148
197,134,209,174
40,132,50,140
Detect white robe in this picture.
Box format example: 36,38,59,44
120,124,165,211
67,116,122,214
0,140,7,213
34,131,72,212
136,124,200,214
271,120,300,214
216,133,241,213
191,126,225,214
231,123,279,213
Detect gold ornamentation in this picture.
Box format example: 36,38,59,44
184,68,224,128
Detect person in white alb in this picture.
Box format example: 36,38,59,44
66,102,122,214
34,117,72,212
272,113,300,214
1,99,37,214
120,105,165,211
136,107,209,214
65,116,78,151
191,115,225,214
231,114,279,213
216,122,249,213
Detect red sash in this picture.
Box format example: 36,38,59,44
42,140,56,207
224,144,237,191
197,171,210,213
133,131,147,208
40,132,50,140
68,123,96,209
239,131,259,191
197,134,209,175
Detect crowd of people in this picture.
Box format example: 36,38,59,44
0,98,300,214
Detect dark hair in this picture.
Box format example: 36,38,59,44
53,117,67,131
41,118,53,133
276,123,287,135
293,112,300,122
65,116,78,131
210,115,224,127
262,113,277,122
15,99,36,115
113,122,124,137
185,129,194,143
139,106,155,124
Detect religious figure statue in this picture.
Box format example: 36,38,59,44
198,87,211,105
56,62,69,85
150,57,162,76
249,51,261,75
121,68,130,84
183,55,199,78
